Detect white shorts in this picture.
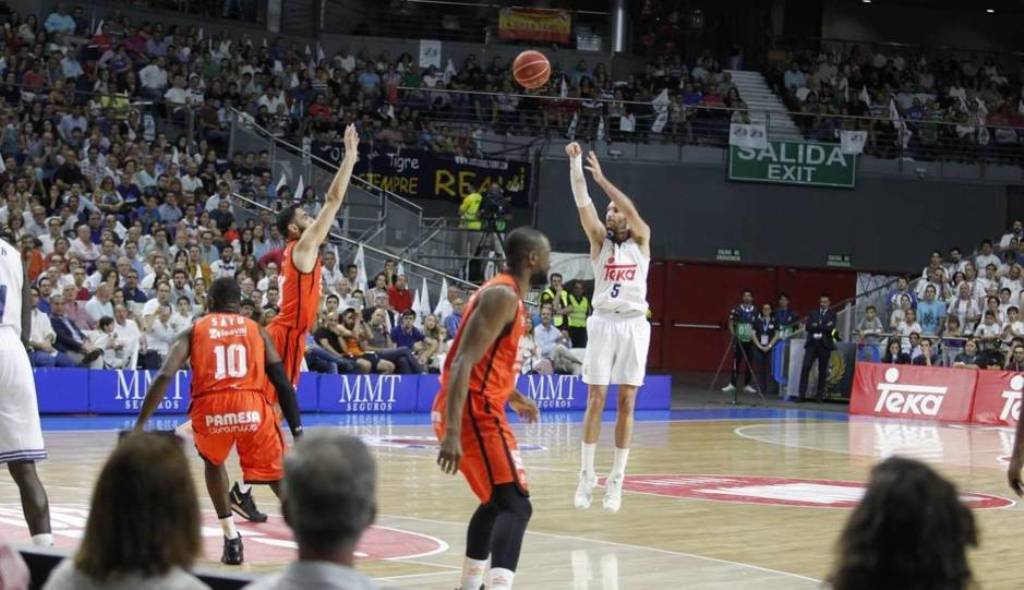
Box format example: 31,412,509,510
582,313,650,387
0,328,45,463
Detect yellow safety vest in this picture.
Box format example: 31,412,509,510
567,294,589,328
541,288,568,327
459,192,482,230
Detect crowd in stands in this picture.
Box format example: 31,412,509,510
768,44,1024,160
853,222,1024,370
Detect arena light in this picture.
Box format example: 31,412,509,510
861,0,871,3
986,8,995,13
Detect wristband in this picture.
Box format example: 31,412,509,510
570,156,592,208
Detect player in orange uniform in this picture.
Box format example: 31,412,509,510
134,278,303,566
225,123,361,521
434,227,548,590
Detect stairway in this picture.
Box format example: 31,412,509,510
726,70,802,141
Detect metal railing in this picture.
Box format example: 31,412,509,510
396,85,1024,166
230,191,477,302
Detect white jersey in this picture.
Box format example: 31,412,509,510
591,237,649,315
0,238,23,335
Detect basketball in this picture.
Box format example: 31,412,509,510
512,50,551,90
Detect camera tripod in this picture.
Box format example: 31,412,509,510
708,335,768,406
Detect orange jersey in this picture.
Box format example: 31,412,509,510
434,273,527,419
190,313,267,398
271,241,322,333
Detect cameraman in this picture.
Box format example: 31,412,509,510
458,184,483,230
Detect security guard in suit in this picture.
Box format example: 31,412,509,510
798,293,837,403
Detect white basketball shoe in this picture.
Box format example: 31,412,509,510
574,471,597,509
603,474,623,513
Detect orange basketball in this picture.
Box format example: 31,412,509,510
512,50,551,90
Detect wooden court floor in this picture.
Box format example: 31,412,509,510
1,411,1021,589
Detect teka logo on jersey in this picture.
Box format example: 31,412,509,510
339,374,401,411
603,262,637,282
524,374,579,409
873,367,948,416
1000,374,1024,422
114,369,186,410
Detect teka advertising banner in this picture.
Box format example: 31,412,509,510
728,140,857,189
849,363,977,422
972,371,1024,427
317,374,419,413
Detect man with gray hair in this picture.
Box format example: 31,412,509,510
245,433,378,589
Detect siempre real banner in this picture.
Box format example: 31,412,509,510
971,371,1024,426
497,8,572,44
849,363,977,422
312,142,531,207
728,140,857,189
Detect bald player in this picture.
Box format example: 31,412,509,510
434,227,547,590
566,142,651,513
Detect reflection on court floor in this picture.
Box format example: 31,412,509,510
3,409,1020,588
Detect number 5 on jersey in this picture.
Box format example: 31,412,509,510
610,283,621,298
214,344,248,379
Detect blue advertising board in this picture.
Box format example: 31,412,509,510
317,373,419,413
34,368,89,413
87,369,192,414
296,373,318,412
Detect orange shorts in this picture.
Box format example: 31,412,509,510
191,391,284,483
264,322,307,405
433,411,528,503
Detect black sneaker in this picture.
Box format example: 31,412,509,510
221,534,243,565
230,482,267,523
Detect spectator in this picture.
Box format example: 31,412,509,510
881,338,910,365
310,315,368,374
912,338,940,366
321,250,343,293
26,288,75,368
43,3,76,35
976,240,1001,272
1000,220,1024,251
774,293,799,339
974,310,1003,352
421,314,447,371
386,275,413,313
146,304,183,366
826,457,976,590
459,184,483,230
95,316,132,369
886,277,917,319
540,274,568,330
210,245,238,279
854,305,884,361
364,308,422,374
916,285,945,336
445,297,465,340
532,306,580,375
338,308,395,374
953,338,982,368
390,310,433,367
112,304,144,367
84,283,115,326
243,434,377,590
948,282,981,332
42,433,206,590
1008,344,1024,371
941,316,966,367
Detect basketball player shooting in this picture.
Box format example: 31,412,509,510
433,227,547,590
565,142,651,513
0,236,52,548
134,278,303,565
223,123,359,522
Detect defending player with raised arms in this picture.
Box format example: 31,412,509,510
433,227,547,590
566,142,651,513
134,278,304,566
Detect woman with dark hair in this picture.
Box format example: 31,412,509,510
881,338,910,365
827,457,977,590
42,433,207,589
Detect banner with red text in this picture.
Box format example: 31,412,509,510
971,371,1024,426
498,8,572,44
849,363,977,422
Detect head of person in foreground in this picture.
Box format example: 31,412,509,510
827,456,977,590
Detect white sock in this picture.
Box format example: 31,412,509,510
220,516,239,539
31,534,53,547
237,483,252,495
581,442,597,479
611,447,630,479
489,567,515,589
458,557,488,590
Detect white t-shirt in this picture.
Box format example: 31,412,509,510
85,297,113,323
41,559,208,590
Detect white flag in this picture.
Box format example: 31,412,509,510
317,43,326,64
596,116,605,141
619,113,636,132
353,244,368,291
0,150,6,174
294,175,304,200
840,130,868,154
567,112,578,139
275,173,287,193
728,123,768,149
443,58,457,84
94,19,103,35
290,71,299,88
198,27,204,41
262,37,268,49
273,59,283,74
560,77,568,98
304,44,311,56
397,261,406,277
888,97,912,149
651,88,670,134
433,277,453,319
412,289,422,328
172,146,181,165
859,85,870,106
419,277,432,321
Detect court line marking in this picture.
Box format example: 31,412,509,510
733,423,858,456
378,512,823,584
374,570,455,581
